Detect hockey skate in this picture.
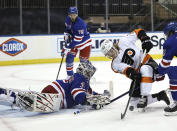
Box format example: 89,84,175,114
164,101,177,116
129,97,140,111
153,90,170,105
137,96,147,112
0,87,17,105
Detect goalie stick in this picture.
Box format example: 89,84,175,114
106,87,139,105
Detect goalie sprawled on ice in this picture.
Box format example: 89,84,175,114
0,62,111,112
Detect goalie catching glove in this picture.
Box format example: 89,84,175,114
85,90,111,110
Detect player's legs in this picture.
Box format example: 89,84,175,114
130,90,170,111
66,48,78,77
41,85,58,93
79,45,91,63
137,65,153,109
79,45,96,75
164,66,177,116
42,81,67,109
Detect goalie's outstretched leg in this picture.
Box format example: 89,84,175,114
0,87,36,111
0,87,17,106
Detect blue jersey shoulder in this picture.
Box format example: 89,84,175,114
163,34,177,57
163,34,177,49
75,17,86,28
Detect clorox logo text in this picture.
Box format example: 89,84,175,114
0,38,27,56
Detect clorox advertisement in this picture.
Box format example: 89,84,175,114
0,38,27,56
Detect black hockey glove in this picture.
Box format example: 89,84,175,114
137,30,153,53
126,68,141,83
141,36,153,53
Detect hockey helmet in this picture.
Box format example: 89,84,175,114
163,21,177,38
68,6,78,15
100,39,118,59
76,62,96,80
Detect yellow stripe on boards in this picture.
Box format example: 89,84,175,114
0,54,172,66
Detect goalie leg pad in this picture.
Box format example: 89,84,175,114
17,92,64,112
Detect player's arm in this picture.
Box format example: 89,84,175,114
63,16,73,47
67,24,85,49
134,29,153,53
71,80,110,109
84,85,111,110
70,79,88,105
60,16,73,56
158,46,174,75
112,59,141,84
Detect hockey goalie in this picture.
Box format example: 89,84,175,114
0,62,111,113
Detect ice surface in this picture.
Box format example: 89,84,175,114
0,60,177,131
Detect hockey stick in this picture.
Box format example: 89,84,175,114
106,87,139,105
121,51,147,119
121,80,137,119
56,54,64,80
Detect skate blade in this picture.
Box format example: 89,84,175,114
164,111,177,116
138,108,145,112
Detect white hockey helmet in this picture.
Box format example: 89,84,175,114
76,62,96,80
100,39,118,59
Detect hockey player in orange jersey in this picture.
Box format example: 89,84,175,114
101,29,170,111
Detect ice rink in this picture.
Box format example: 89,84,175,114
0,59,177,131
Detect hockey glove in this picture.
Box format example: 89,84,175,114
64,32,72,46
86,93,110,110
126,68,141,83
141,36,153,53
137,30,153,53
155,74,165,81
61,47,71,56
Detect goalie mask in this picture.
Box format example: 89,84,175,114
76,62,96,80
100,39,118,59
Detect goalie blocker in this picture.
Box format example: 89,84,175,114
0,62,110,112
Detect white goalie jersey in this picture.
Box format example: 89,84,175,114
111,32,144,75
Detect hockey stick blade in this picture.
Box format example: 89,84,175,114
120,80,137,119
121,113,125,119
